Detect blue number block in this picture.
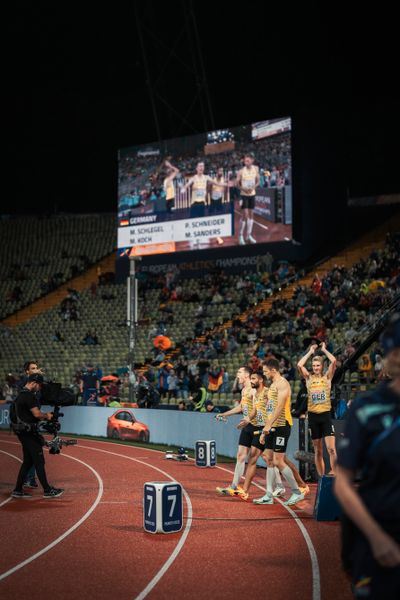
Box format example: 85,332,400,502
143,481,183,534
313,475,341,521
195,440,216,467
161,484,183,533
209,441,216,466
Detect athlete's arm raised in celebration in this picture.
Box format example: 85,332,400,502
297,344,318,378
164,160,179,180
320,341,337,380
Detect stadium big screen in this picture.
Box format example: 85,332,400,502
117,117,292,256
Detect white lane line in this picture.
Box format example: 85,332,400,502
234,209,270,231
77,444,193,600
0,449,22,508
216,464,321,600
0,435,319,597
0,452,103,582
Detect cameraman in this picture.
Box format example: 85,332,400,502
16,360,44,488
12,373,64,499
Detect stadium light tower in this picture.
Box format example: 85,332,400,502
134,0,215,140
127,253,141,403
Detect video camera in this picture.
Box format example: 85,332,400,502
38,381,78,454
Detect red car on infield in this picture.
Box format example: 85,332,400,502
107,409,150,442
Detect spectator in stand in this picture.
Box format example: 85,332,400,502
358,354,373,381
373,354,384,380
80,331,99,345
312,274,322,295
177,400,186,411
205,399,220,413
167,369,179,402
80,365,100,406
52,330,64,342
3,374,17,402
177,372,190,400
191,378,208,412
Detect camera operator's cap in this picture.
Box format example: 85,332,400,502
380,314,400,354
28,373,44,385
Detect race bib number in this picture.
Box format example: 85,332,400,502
195,189,205,199
311,390,326,404
243,179,255,189
276,437,285,446
256,411,264,425
266,400,274,414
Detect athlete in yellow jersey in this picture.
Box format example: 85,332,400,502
236,153,260,245
209,166,231,245
298,342,337,476
181,161,213,218
215,366,256,496
247,358,305,506
163,159,179,213
236,371,271,497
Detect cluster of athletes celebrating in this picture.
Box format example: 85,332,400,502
215,342,337,505
126,153,264,246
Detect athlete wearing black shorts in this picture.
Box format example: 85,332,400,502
215,366,256,496
298,342,337,476
308,412,335,440
265,422,291,453
240,195,256,210
239,422,258,448
236,154,259,245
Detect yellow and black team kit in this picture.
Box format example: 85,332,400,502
163,177,175,211
264,380,292,453
306,374,335,440
190,174,210,218
191,175,208,205
210,178,224,213
240,166,257,209
238,385,258,448
251,387,269,451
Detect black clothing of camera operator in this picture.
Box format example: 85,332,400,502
13,374,54,495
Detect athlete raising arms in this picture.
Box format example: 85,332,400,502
297,342,337,476
163,159,179,213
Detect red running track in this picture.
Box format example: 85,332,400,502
0,433,352,600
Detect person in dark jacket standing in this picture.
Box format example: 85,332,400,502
335,315,400,599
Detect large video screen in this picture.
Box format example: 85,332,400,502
118,117,292,256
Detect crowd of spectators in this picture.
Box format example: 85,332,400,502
131,233,399,409
2,233,398,413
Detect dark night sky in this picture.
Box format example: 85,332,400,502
5,2,399,215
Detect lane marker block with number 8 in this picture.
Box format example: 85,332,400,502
195,440,216,467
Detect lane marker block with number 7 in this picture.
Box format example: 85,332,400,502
143,481,183,534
